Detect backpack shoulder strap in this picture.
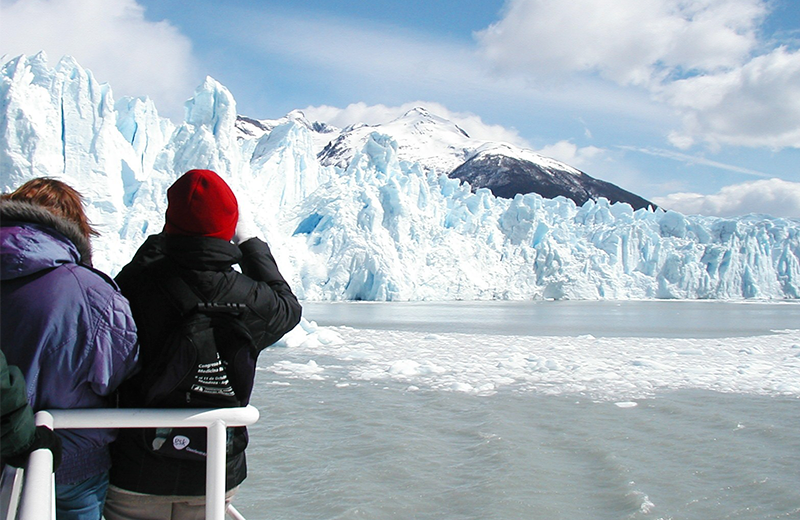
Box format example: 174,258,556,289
161,274,203,315
148,262,203,316
220,275,253,307
161,270,250,317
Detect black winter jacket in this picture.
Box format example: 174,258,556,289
0,350,36,462
109,233,302,495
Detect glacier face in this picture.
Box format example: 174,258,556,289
1,54,799,301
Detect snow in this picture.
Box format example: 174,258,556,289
2,53,800,301
267,319,800,401
472,141,583,176
318,107,475,173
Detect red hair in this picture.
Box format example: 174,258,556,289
2,177,98,239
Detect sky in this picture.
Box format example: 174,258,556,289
2,0,800,218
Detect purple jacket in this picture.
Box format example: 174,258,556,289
0,200,139,484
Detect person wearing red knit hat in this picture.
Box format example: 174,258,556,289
164,169,239,240
104,169,302,520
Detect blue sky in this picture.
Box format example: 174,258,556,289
2,0,800,217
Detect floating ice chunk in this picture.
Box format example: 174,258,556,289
631,359,672,370
449,382,474,393
268,360,325,380
275,318,343,349
388,359,421,376
273,326,800,400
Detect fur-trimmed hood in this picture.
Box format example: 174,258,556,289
0,199,93,277
1,201,139,486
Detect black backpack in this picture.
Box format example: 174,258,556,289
140,273,257,461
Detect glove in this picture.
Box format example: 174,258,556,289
233,213,260,245
4,426,63,471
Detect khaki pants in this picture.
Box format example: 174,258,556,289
103,485,237,520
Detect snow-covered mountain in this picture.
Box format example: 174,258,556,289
317,107,473,173
448,142,654,210
2,53,799,300
313,106,653,209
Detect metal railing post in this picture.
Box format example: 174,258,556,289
10,406,259,520
18,411,56,520
206,419,227,520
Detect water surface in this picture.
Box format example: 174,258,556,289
233,301,800,520
302,300,799,338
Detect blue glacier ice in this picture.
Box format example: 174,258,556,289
2,53,799,300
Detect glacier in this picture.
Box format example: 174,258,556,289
1,53,799,301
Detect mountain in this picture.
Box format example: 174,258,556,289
317,107,473,173
2,53,799,301
449,143,654,210
314,107,654,209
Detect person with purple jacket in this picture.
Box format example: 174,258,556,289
0,178,139,520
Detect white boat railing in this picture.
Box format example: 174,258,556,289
4,406,259,520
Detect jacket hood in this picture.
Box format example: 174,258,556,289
0,200,93,279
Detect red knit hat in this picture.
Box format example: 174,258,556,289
164,169,238,241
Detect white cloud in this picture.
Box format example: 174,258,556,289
652,178,800,218
303,101,531,148
303,103,415,128
225,6,672,128
535,140,605,170
476,0,800,151
476,0,765,87
662,47,800,149
0,0,199,120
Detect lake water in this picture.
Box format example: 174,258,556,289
234,301,800,520
300,300,800,338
